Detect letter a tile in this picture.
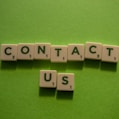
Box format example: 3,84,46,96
68,44,84,61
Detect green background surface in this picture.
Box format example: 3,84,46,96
0,0,119,119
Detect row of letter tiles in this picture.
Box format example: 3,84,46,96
40,70,74,91
0,42,119,62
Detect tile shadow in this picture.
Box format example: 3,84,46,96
84,59,101,69
56,91,74,100
66,61,84,70
50,63,67,71
39,87,56,97
17,60,33,69
0,61,17,70
33,60,50,69
101,62,117,72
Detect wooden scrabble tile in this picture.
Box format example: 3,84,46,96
57,73,74,91
85,42,102,60
68,44,84,61
102,45,119,63
40,70,57,88
17,43,34,60
51,45,67,63
34,43,51,60
0,44,17,61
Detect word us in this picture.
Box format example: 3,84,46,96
0,42,119,63
40,70,74,91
